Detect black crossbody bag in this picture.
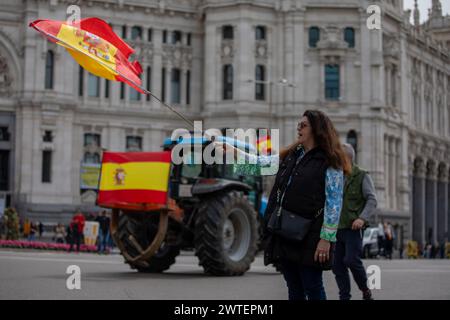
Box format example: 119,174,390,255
267,188,324,243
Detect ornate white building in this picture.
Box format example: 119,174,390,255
0,0,449,247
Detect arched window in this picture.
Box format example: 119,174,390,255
223,65,233,100
131,26,142,40
346,130,358,162
344,27,355,48
255,26,266,40
325,64,340,100
255,65,266,101
45,50,54,89
308,27,320,48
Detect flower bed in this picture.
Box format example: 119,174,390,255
0,240,98,253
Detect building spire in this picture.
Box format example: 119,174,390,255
431,0,442,18
413,0,420,26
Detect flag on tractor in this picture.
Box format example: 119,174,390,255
29,17,144,93
257,135,272,155
97,152,172,209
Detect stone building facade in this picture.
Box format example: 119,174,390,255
0,0,448,247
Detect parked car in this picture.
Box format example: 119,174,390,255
362,227,379,259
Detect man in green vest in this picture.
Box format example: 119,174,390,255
332,143,378,300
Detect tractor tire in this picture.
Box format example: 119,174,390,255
116,212,180,273
194,191,258,276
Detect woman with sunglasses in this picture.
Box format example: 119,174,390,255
223,110,350,300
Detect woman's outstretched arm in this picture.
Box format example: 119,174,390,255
320,168,344,242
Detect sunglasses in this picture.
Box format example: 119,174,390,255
297,122,309,130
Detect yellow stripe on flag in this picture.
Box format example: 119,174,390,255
56,24,119,79
99,162,171,191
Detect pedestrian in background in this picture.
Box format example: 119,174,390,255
332,143,377,300
23,218,31,239
69,211,85,253
28,221,37,242
38,221,44,239
54,223,66,244
384,222,395,259
96,210,110,254
377,222,385,257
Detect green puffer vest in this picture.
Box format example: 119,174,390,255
338,165,367,229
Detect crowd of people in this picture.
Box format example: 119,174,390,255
66,210,113,253
0,208,114,253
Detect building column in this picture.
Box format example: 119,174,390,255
437,165,448,244
204,24,217,105
384,135,389,208
425,162,438,244
181,69,187,106
420,63,426,130
389,138,397,209
152,29,163,109
165,65,171,104
448,168,450,241
412,159,426,245
141,63,147,108
385,64,392,107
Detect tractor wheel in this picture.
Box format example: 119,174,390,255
194,191,258,276
116,212,180,273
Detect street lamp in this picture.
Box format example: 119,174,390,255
246,78,296,130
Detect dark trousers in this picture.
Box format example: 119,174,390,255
97,231,109,252
280,259,326,300
69,230,81,252
332,229,368,300
385,239,393,259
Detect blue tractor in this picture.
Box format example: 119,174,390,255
110,136,268,276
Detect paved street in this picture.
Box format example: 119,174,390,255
0,249,449,300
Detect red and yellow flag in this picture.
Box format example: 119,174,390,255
97,152,172,209
29,17,144,93
257,135,272,155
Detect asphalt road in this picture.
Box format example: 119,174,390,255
0,249,449,300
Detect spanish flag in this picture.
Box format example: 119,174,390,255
97,152,172,209
257,135,272,155
29,17,144,93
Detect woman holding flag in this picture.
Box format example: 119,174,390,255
224,110,350,300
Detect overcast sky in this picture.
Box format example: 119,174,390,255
404,0,450,22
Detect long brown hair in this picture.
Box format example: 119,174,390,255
279,110,351,175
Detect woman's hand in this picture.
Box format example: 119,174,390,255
314,239,331,264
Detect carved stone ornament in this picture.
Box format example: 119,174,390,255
0,54,13,96
317,25,348,50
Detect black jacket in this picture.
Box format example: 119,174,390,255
263,146,334,269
